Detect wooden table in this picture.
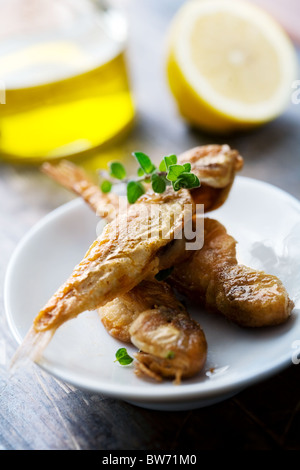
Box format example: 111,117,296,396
0,0,299,450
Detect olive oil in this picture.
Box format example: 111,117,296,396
0,1,134,162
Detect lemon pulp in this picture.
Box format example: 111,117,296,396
190,12,281,104
166,0,297,133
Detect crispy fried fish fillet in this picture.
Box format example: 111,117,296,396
170,218,294,327
13,187,193,364
42,159,207,382
178,144,243,211
99,278,184,343
33,145,242,377
101,280,207,383
41,144,244,287
39,146,243,377
34,188,192,330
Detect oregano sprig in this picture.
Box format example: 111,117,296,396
99,152,200,204
114,348,134,366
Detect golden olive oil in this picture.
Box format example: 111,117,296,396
0,3,134,162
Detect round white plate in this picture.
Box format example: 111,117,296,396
4,176,300,411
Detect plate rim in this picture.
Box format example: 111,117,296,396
4,176,300,404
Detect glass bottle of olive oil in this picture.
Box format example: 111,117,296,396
0,0,135,162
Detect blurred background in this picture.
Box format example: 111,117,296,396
249,0,300,44
0,0,299,170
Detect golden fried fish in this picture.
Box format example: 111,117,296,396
42,159,208,382
170,218,294,327
178,144,243,211
101,280,207,383
13,186,194,364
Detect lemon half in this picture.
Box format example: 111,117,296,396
166,0,297,133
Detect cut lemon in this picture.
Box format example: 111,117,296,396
166,0,298,133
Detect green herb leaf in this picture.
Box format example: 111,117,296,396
109,161,126,180
100,180,112,193
166,164,186,182
101,151,200,203
182,172,200,188
132,152,156,174
155,266,174,281
159,160,167,172
172,173,200,191
166,351,175,359
127,180,145,204
162,154,177,172
183,162,191,172
115,348,134,365
190,174,200,188
151,173,166,194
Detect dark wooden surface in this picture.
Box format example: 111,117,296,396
0,0,300,450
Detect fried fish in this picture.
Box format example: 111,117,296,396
101,280,207,383
12,186,194,365
41,147,293,331
170,218,294,327
41,159,208,382
178,144,243,211
37,145,243,377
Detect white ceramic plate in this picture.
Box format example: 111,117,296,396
4,176,300,411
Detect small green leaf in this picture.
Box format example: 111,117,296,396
132,152,156,174
181,172,197,184
182,172,200,188
127,180,145,204
166,351,175,359
172,180,181,191
190,175,200,188
155,266,174,281
166,164,186,182
115,348,127,360
137,167,145,177
163,154,177,171
100,180,112,193
159,154,177,172
151,173,166,194
115,348,134,365
172,173,200,191
109,161,126,180
159,160,167,172
183,162,191,172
